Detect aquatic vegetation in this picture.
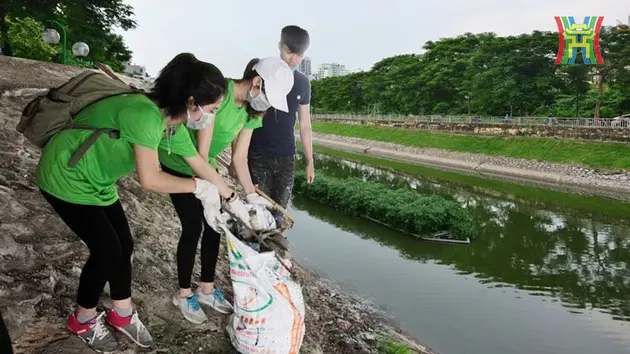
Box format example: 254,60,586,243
293,171,477,239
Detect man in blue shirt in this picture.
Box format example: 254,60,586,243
246,25,314,219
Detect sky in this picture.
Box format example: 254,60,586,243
118,0,630,78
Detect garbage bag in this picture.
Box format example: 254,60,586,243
222,226,305,354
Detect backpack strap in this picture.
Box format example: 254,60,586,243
67,127,120,167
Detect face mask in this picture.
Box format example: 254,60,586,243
186,105,214,130
247,82,271,112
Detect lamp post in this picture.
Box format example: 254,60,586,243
42,20,67,64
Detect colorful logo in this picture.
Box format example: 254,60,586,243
554,16,604,65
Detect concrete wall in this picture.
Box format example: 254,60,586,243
313,118,630,142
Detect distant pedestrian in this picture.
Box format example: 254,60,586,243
244,25,314,223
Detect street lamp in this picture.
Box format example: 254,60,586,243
42,20,67,64
72,42,89,57
42,21,90,65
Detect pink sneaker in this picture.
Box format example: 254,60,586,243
67,311,119,353
106,309,153,348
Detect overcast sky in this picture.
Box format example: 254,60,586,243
118,0,629,78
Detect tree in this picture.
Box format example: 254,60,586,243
1,0,136,71
310,29,630,118
5,16,58,61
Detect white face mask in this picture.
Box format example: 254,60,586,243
186,105,214,130
247,81,271,112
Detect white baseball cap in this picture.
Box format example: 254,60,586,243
253,57,294,112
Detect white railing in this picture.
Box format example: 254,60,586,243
311,114,630,129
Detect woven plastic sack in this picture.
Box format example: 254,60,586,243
222,226,305,354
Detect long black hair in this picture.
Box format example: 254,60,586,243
148,53,227,117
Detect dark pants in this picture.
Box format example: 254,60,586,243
40,190,134,309
161,166,221,289
248,152,295,209
0,311,13,354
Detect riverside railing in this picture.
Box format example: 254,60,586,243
311,114,630,129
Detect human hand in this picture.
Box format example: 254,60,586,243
306,160,315,183
246,192,273,208
193,178,221,207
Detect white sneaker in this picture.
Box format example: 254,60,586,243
171,293,208,324
197,288,233,314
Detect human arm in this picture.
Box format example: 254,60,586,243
231,128,256,195
298,77,314,183
135,145,197,194
196,119,215,163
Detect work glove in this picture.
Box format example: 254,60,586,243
192,178,225,231
224,197,252,228
246,192,273,208
248,204,277,231
192,178,221,207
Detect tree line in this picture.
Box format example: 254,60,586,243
0,0,135,72
311,27,630,118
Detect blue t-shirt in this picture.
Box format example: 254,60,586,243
248,70,310,157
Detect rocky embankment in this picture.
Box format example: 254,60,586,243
0,57,432,354
305,132,630,202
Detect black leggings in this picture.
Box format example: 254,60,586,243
0,310,13,354
41,190,134,309
161,166,222,289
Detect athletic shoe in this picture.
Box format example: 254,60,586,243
67,311,119,353
197,288,233,314
172,293,208,324
106,309,153,348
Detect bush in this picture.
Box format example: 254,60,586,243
293,171,477,239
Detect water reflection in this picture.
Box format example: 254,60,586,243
294,154,630,324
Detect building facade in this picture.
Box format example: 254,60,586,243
298,57,312,76
317,62,349,78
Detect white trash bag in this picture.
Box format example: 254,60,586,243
222,225,305,354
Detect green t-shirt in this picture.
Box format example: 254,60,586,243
36,94,198,206
159,80,263,176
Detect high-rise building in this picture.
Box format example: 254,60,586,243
317,63,349,78
298,57,312,76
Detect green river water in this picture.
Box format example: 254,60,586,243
286,152,630,354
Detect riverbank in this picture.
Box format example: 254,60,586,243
301,131,630,202
0,58,432,354
310,121,630,170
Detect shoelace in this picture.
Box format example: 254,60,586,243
91,313,111,341
213,288,226,304
186,295,202,311
130,312,148,334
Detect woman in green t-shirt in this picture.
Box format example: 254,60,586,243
158,57,294,324
35,53,252,352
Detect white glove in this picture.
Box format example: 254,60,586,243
224,197,252,227
246,192,273,208
192,178,220,207
248,204,277,231
200,199,223,231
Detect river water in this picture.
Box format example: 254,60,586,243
286,153,630,354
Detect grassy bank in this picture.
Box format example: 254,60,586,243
300,142,630,221
311,122,630,170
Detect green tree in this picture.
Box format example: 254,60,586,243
310,28,630,118
1,0,136,71
6,16,58,61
